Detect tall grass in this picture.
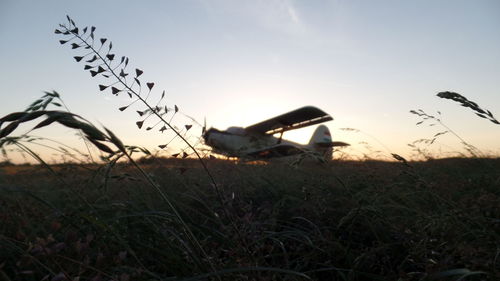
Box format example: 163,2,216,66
1,157,499,280
409,91,499,159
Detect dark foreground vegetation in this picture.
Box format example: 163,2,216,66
0,157,499,280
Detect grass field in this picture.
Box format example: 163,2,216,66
1,157,499,280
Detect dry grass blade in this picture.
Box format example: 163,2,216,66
410,107,483,157
0,109,116,155
104,126,126,152
391,153,410,167
85,136,115,154
437,91,499,125
0,122,19,138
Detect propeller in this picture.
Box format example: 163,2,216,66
202,117,207,135
202,116,211,143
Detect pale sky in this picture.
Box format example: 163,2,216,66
1,0,499,162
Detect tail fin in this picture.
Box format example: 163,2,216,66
308,125,333,160
308,125,349,161
308,125,332,146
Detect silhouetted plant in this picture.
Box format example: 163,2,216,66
410,109,482,157
0,93,220,276
410,91,498,158
339,127,393,160
54,15,225,198
25,91,97,162
55,16,210,165
0,107,118,156
55,16,253,266
437,91,499,125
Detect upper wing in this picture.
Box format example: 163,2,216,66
245,106,333,135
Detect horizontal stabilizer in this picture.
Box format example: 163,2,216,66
315,141,350,148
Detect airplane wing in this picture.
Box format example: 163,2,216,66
245,106,333,135
247,144,304,158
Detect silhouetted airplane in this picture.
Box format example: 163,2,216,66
203,106,349,160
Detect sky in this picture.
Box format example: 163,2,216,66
0,0,499,163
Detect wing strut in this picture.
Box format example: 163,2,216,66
277,131,284,144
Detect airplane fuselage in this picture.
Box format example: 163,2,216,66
203,127,320,158
201,106,348,160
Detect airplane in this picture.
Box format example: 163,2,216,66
202,106,349,160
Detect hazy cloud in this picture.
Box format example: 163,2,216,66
198,0,305,35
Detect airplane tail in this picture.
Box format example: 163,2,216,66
308,125,333,160
308,125,332,146
308,125,350,160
